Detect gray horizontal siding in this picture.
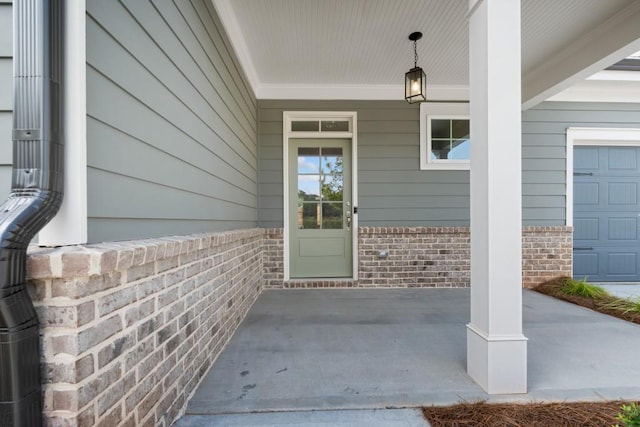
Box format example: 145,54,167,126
0,1,11,202
522,101,640,225
86,0,257,243
258,100,471,228
259,100,640,228
88,218,253,244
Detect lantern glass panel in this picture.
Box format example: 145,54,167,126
405,67,426,103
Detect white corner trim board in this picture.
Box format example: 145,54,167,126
566,127,640,228
39,0,87,246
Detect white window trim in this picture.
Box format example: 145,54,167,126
566,127,640,227
282,111,358,281
420,102,470,170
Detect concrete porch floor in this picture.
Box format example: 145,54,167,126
177,289,640,425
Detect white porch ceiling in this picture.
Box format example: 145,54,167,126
213,0,640,105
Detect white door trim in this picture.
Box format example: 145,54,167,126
283,111,358,281
566,127,640,227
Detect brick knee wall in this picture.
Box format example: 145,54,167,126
522,226,573,288
263,226,572,288
359,227,470,287
26,229,263,427
263,228,284,289
22,226,571,425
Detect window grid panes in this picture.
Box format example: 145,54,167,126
321,120,349,132
429,117,470,162
291,120,350,133
297,147,344,229
291,121,319,132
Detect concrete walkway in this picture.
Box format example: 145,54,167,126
176,289,640,426
596,283,640,299
177,409,429,426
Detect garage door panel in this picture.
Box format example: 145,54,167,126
608,182,637,205
608,147,637,170
574,146,598,170
573,253,599,277
608,218,637,240
574,218,599,240
574,182,599,205
574,146,640,282
607,252,637,277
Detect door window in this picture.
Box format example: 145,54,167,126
297,147,344,229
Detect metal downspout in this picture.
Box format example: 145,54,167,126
0,1,64,425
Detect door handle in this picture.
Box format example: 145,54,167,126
345,209,352,231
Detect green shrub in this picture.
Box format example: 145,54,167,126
615,402,640,427
602,298,640,314
560,277,610,299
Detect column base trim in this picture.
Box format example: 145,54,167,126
467,323,528,394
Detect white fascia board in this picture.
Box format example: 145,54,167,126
257,84,469,101
588,70,640,82
211,0,260,98
522,1,640,110
547,79,640,103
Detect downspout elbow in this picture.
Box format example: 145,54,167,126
0,1,65,425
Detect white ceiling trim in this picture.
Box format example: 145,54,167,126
257,84,469,101
547,79,640,103
522,0,640,109
211,0,261,97
588,70,640,82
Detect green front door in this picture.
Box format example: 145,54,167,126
289,139,352,278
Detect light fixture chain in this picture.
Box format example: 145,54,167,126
406,31,426,103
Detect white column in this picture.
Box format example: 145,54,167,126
467,0,527,394
39,0,87,245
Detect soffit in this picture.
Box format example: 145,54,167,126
217,0,639,98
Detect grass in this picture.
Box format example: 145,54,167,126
601,297,640,314
533,276,640,326
560,276,611,299
616,402,640,427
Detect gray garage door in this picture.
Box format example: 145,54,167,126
574,146,640,282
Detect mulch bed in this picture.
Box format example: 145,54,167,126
421,278,640,426
533,277,640,325
422,400,626,426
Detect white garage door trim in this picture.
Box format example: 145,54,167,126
566,127,640,227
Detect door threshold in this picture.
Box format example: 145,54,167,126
283,279,358,288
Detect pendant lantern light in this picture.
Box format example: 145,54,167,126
405,31,426,103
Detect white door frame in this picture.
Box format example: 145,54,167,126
283,111,358,281
566,127,640,227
